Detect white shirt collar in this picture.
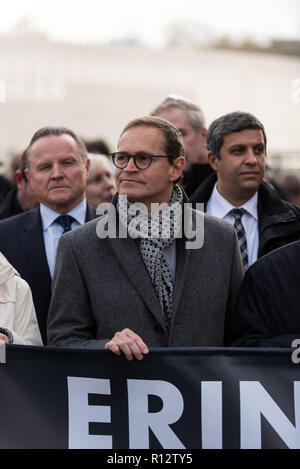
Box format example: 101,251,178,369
40,199,87,231
209,183,258,220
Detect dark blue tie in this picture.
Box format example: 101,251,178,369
55,215,75,233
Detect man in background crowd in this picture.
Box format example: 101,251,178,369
84,138,110,156
0,151,39,220
151,95,214,196
86,154,116,208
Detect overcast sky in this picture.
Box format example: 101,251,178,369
0,0,299,46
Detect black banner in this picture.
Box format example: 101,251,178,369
0,345,299,449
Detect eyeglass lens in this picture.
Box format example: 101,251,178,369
114,152,152,169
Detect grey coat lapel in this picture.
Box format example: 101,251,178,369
108,235,169,335
171,206,202,322
172,237,190,318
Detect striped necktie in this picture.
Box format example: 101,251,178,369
229,208,249,271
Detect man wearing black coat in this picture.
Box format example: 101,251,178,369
230,239,300,347
190,112,300,265
0,126,96,343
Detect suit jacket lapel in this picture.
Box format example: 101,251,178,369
18,208,52,301
108,234,169,334
171,204,198,322
110,234,192,335
85,204,97,222
172,237,190,318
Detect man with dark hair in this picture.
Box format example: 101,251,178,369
190,111,300,269
0,151,39,220
151,95,214,196
48,116,243,358
0,126,96,343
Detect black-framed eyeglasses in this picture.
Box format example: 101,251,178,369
111,152,169,170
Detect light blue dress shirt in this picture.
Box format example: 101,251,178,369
40,200,87,278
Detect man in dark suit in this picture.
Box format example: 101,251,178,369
190,111,300,270
48,116,243,358
0,126,96,343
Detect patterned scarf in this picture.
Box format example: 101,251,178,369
117,184,183,327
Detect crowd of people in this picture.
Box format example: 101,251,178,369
0,95,299,356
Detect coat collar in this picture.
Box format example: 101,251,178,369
257,181,297,229
191,173,297,228
85,203,97,222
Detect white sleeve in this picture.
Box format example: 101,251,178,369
11,278,43,346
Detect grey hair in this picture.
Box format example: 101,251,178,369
151,95,205,132
207,111,267,159
24,126,88,169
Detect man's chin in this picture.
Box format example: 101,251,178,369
119,189,141,199
46,196,78,212
240,181,261,196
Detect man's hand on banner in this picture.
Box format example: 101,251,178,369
105,328,149,361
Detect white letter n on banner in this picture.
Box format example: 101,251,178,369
68,377,112,449
240,381,300,449
127,379,185,449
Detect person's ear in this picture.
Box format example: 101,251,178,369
24,167,30,182
85,158,91,176
170,156,185,182
201,127,207,138
14,170,24,190
208,151,219,171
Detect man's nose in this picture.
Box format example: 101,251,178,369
245,149,258,164
51,164,64,178
124,157,138,171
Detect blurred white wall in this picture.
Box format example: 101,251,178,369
0,35,299,171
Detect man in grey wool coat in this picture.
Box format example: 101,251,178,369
47,116,243,359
